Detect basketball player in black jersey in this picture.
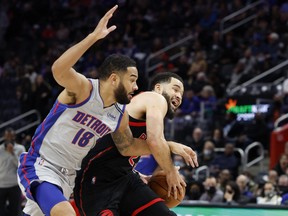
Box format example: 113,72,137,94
74,72,198,216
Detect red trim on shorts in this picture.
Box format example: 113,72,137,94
100,209,114,216
79,146,114,216
131,197,164,216
129,121,146,127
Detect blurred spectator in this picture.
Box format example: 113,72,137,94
242,170,259,197
268,169,279,185
237,48,257,78
0,128,25,216
234,132,252,150
187,51,207,80
277,175,288,196
191,72,211,95
223,181,241,205
217,169,232,192
210,128,226,148
199,176,223,203
177,89,198,116
210,143,240,179
184,127,205,154
273,154,288,176
266,32,281,66
236,174,255,204
257,182,282,205
185,181,204,201
198,140,216,167
194,85,217,120
222,112,244,142
32,74,52,120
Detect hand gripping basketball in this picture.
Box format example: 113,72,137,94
148,174,185,208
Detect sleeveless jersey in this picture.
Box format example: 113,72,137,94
76,116,146,184
27,79,125,170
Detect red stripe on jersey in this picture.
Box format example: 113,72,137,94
129,121,146,127
131,197,164,216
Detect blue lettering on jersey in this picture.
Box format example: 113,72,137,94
72,111,112,137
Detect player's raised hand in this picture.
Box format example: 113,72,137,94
168,141,199,168
91,5,118,40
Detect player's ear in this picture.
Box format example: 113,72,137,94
110,73,119,86
154,83,162,93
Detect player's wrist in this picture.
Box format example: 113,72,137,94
86,33,100,44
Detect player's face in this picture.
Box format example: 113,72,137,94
114,67,138,104
161,78,184,119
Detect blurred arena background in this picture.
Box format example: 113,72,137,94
1,0,288,215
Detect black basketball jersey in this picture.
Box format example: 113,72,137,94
76,115,147,184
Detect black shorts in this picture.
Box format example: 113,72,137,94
74,172,176,216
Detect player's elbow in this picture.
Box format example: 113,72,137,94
146,138,159,149
51,61,61,79
117,145,131,156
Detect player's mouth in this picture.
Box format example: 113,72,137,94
128,93,134,100
171,98,180,110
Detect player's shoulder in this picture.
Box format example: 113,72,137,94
134,91,165,101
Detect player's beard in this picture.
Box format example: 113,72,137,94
114,81,131,104
162,91,175,119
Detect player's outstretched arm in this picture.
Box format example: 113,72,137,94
111,111,151,156
144,93,186,199
51,5,118,93
167,141,199,168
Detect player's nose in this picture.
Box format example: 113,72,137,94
133,83,138,91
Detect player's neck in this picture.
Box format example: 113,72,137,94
99,81,116,107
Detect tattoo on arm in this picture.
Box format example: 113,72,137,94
111,127,133,153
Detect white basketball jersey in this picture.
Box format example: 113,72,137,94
29,79,125,170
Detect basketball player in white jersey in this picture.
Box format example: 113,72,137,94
17,5,192,216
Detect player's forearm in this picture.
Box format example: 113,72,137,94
52,34,99,76
112,130,152,156
148,139,175,173
119,138,151,156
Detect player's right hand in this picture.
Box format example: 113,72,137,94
166,168,186,200
91,5,118,40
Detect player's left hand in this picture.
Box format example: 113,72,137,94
91,5,118,40
168,142,198,168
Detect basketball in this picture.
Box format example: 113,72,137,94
148,174,185,208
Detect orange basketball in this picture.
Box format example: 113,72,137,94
148,175,185,208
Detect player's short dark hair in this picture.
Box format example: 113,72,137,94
98,54,136,80
150,72,183,90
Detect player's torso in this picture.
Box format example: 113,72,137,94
29,79,125,170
